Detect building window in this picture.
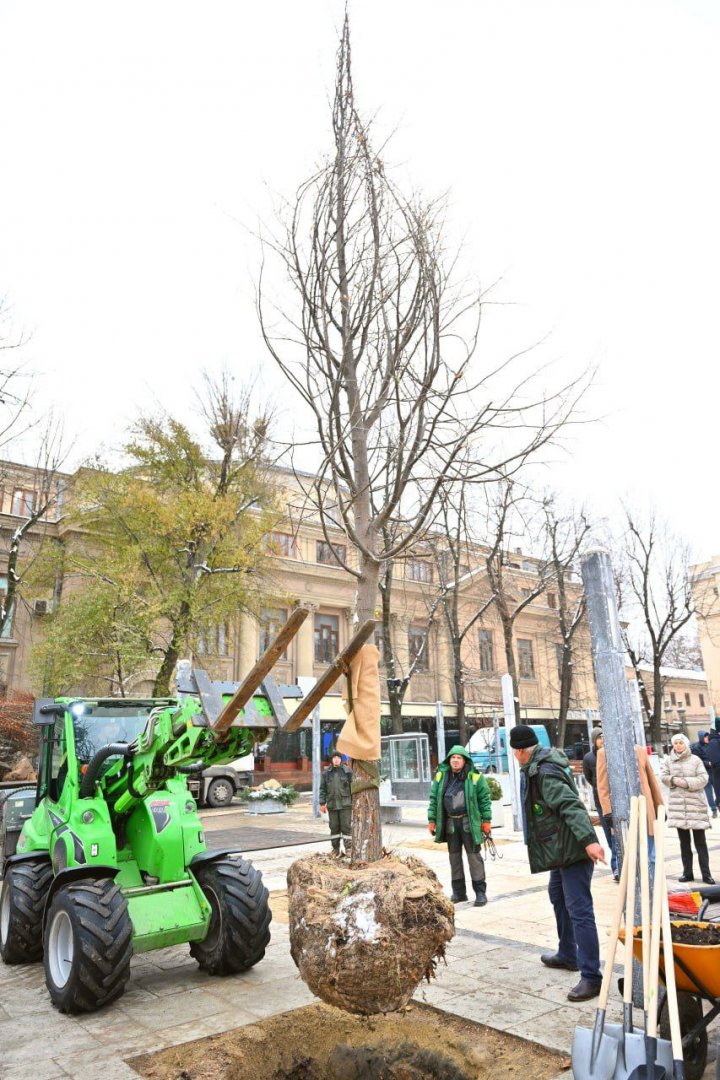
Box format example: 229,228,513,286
0,576,13,639
407,560,433,584
547,592,557,609
517,638,535,680
11,489,36,517
314,613,339,664
520,587,532,600
700,693,705,708
685,692,691,707
316,540,346,567
197,623,230,657
478,629,494,674
259,608,288,658
408,626,430,671
556,643,564,683
670,691,676,706
264,532,296,558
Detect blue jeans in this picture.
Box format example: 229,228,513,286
705,781,716,812
548,860,601,984
601,815,618,875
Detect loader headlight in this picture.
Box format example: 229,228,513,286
82,810,94,824
185,801,195,813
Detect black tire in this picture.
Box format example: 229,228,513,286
0,859,52,964
43,878,133,1013
659,991,707,1080
206,777,235,808
190,857,271,975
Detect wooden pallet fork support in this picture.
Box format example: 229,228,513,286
283,619,377,733
210,607,310,737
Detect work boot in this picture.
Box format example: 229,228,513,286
450,880,468,903
540,953,578,971
472,880,488,907
678,872,695,883
703,874,716,885
567,978,601,1002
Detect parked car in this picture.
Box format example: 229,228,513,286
468,724,551,772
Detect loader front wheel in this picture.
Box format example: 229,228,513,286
0,859,52,964
191,857,271,975
44,878,132,1013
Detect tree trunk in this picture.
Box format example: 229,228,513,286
557,643,573,748
380,562,404,734
650,664,663,747
501,622,521,723
452,639,467,745
153,601,191,696
350,759,382,864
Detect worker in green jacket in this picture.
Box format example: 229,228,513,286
510,724,605,1003
427,745,492,906
320,751,352,856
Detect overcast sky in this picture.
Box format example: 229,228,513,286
1,0,718,559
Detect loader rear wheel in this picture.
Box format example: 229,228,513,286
44,878,133,1013
191,856,271,975
0,859,52,964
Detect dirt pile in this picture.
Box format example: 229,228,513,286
287,853,454,1015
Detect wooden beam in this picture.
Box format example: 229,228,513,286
283,619,376,733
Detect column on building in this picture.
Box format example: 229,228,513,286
234,611,258,680
296,603,317,679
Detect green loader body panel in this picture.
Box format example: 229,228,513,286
127,876,211,953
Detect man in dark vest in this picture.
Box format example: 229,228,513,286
510,724,606,1002
319,750,353,856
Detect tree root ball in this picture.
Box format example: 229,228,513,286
287,853,455,1015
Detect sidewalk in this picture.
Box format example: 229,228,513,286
0,802,718,1079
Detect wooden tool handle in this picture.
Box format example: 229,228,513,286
659,818,684,1064
597,806,633,1011
637,794,651,1014
647,804,666,1039
622,797,640,1004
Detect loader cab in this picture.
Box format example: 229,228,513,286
33,699,159,805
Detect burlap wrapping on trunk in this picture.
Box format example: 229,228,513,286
287,853,455,1015
336,643,381,761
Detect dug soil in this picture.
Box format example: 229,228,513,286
131,1001,565,1080
671,922,720,946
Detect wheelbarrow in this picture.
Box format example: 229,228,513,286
622,918,720,1080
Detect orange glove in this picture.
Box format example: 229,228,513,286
482,822,492,835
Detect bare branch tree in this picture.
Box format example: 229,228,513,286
616,507,695,745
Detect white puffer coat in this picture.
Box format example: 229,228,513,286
661,748,710,830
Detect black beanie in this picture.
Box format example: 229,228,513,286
509,725,539,749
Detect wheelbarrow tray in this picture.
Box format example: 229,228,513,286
621,922,720,996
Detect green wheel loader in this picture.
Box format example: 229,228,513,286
0,610,375,1013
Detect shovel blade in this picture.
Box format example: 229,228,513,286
571,1027,618,1079
606,1031,671,1079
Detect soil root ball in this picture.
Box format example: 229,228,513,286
287,853,455,1015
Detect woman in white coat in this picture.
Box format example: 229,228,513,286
661,733,715,884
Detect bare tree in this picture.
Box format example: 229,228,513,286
617,508,695,746
0,417,66,640
259,17,586,859
480,481,554,723
541,496,591,747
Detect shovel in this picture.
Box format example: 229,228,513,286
571,817,630,1079
627,805,672,1080
606,798,672,1078
660,830,686,1079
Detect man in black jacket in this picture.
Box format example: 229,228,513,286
696,730,720,816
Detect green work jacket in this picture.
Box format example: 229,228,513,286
319,764,353,810
427,745,491,847
521,746,597,873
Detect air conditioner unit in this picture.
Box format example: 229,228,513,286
33,599,52,616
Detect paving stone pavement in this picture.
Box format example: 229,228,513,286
1,800,717,1078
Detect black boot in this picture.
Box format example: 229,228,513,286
472,880,488,907
450,879,468,903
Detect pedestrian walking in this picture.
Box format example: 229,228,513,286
596,742,664,870
692,731,718,817
427,745,492,907
510,724,605,1002
661,733,715,884
706,729,720,807
582,728,618,879
319,751,353,856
